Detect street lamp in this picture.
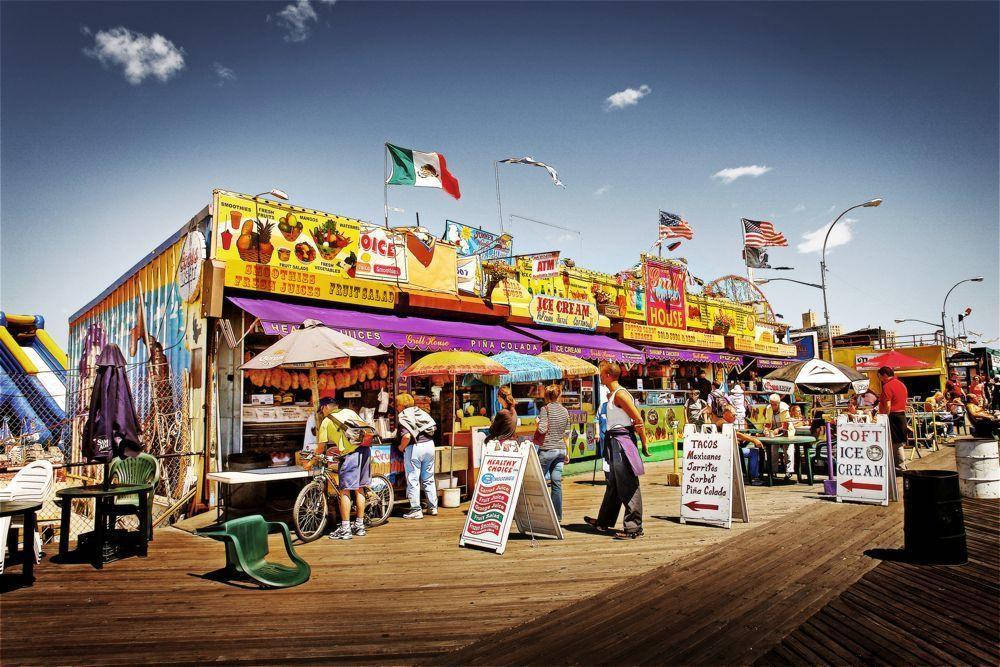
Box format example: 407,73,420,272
820,198,883,361
254,188,289,201
941,277,984,347
893,318,943,329
755,277,823,290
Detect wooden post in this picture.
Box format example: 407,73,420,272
667,424,681,486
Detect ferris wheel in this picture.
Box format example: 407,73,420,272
703,274,779,325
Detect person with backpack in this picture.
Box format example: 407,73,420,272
396,392,438,519
708,383,732,422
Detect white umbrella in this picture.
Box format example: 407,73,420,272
241,319,386,416
763,358,868,396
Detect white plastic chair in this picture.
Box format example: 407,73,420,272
0,459,54,574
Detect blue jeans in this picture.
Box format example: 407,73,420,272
741,446,761,478
537,448,566,520
404,440,437,510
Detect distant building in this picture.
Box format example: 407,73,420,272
802,310,818,328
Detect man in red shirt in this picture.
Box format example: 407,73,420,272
878,366,909,470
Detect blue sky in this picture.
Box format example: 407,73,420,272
2,1,997,348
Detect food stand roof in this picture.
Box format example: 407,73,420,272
641,346,743,365
229,296,541,354
512,326,644,364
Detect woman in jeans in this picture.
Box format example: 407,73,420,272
536,384,571,520
396,392,438,519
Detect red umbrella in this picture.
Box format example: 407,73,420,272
857,349,930,370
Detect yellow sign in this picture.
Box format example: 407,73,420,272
213,190,396,309
728,335,797,357
529,295,599,331
687,295,756,336
619,322,724,349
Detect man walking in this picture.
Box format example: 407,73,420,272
878,366,909,471
585,361,651,540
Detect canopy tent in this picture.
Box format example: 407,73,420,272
537,352,599,378
857,349,930,371
478,351,562,386
763,358,869,396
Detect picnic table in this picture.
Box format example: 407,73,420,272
1,500,41,585
756,436,819,486
56,483,153,569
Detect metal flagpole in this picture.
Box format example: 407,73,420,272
383,142,390,228
494,160,504,232
741,220,755,284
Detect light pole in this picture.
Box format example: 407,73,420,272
820,198,883,360
755,277,823,290
941,277,983,348
894,318,943,329
254,188,289,201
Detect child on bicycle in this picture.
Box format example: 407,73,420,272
316,398,372,540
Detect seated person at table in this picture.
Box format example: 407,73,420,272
712,405,765,484
924,392,956,436
763,394,795,479
684,389,709,428
317,404,370,541
966,395,1000,437
787,404,804,429
810,409,828,440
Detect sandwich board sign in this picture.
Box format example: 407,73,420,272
836,414,897,505
679,424,749,529
460,439,563,554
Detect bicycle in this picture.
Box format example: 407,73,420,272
292,451,394,542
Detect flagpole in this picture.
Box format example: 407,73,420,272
494,160,504,232
741,219,755,283
383,142,389,228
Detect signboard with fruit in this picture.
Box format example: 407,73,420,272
212,190,396,309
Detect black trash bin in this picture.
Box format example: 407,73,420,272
902,469,968,565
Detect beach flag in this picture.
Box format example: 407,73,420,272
743,245,771,268
386,143,461,199
658,210,694,240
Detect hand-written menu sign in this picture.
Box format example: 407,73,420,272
836,418,893,506
529,294,599,331
679,425,749,529
460,439,562,554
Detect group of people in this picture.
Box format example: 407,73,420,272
937,371,1000,438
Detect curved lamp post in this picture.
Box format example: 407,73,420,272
820,198,883,360
254,188,289,201
941,277,984,347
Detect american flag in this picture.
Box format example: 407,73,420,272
659,211,694,240
742,218,788,247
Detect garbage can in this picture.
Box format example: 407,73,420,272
902,469,967,565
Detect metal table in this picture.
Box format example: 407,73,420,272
1,501,42,585
757,436,819,486
56,484,153,569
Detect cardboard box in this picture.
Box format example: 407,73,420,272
434,446,469,471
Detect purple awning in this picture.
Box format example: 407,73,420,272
229,296,541,354
642,346,742,365
512,326,644,364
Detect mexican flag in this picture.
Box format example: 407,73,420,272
386,143,461,199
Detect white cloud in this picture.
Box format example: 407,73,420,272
792,203,806,213
797,218,856,254
271,0,318,42
213,62,236,86
593,184,611,196
605,84,651,111
711,165,772,184
83,26,185,84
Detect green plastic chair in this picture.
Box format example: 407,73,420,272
107,453,160,540
198,515,311,589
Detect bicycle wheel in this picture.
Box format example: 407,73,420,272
293,480,329,542
364,475,394,527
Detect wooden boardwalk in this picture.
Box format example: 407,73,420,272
759,495,999,666
2,446,994,665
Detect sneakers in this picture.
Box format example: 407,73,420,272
426,507,438,516
352,523,367,537
403,508,424,519
328,524,353,540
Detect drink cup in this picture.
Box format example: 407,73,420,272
230,210,242,230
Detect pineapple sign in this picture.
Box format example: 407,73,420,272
212,190,396,309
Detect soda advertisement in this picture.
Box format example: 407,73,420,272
213,190,396,309
443,220,512,260
356,225,408,282
645,259,687,329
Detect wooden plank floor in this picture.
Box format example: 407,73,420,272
757,495,999,667
1,458,829,665
441,445,993,665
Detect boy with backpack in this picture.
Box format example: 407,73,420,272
396,392,438,519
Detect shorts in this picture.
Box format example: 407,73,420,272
337,447,371,491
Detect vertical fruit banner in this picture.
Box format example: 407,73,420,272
212,190,396,309
645,259,686,329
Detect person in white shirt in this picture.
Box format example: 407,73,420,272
730,381,747,429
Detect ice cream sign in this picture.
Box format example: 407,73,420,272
529,295,598,331
356,226,408,282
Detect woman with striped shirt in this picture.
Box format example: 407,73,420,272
536,384,571,520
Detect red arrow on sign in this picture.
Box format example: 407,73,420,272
841,479,883,492
684,500,719,511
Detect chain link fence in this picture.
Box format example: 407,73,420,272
2,359,202,548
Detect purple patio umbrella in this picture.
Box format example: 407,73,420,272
82,344,142,487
